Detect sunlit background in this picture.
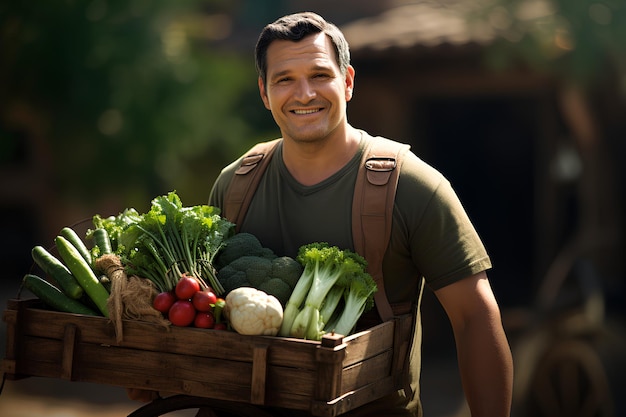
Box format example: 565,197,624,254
1,1,625,416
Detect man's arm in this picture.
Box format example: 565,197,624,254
435,270,513,417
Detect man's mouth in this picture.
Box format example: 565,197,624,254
292,108,321,115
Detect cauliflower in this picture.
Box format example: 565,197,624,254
224,287,284,336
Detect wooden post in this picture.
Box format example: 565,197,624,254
61,324,78,380
250,343,269,405
315,333,346,403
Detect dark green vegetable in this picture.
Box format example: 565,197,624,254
214,232,275,270
31,245,84,300
55,235,110,317
60,226,92,266
22,274,99,316
217,254,302,306
92,228,113,256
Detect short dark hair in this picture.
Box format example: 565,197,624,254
255,12,350,85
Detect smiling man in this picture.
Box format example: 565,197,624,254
207,12,513,417
259,29,360,186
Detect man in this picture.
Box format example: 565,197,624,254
207,12,513,417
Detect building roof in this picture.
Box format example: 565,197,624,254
341,0,553,55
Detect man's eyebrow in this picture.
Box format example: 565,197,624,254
270,63,334,79
270,69,291,79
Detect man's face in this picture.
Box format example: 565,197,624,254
258,32,355,144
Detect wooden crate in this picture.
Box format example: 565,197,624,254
1,298,413,417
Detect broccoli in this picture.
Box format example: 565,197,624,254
271,256,304,289
214,232,276,270
218,267,249,293
279,242,377,340
217,251,303,306
258,278,293,308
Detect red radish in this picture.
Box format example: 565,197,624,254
168,300,196,326
194,311,216,329
175,275,200,300
153,291,176,314
192,290,217,312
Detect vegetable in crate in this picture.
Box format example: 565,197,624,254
215,233,303,306
22,274,99,316
60,226,93,266
55,235,110,317
153,276,224,329
94,191,234,295
31,245,84,300
213,232,275,269
279,242,377,340
224,287,283,336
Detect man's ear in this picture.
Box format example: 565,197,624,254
258,77,271,110
345,65,355,102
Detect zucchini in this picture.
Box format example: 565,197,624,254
92,228,112,255
60,226,92,266
22,274,99,316
55,235,110,317
31,245,84,300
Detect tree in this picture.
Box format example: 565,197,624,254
0,1,274,210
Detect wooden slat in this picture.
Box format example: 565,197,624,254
18,307,323,367
310,375,397,417
340,321,395,367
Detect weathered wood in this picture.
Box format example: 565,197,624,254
250,343,269,404
61,324,78,380
1,298,413,416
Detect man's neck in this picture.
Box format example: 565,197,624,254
282,126,361,186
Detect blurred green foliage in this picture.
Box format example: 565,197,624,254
474,0,626,93
0,1,278,208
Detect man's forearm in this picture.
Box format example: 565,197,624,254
455,313,513,417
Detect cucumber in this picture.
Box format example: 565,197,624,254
60,226,92,266
22,274,99,316
31,245,84,300
92,228,112,255
55,235,110,317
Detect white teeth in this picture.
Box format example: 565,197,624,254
293,109,319,115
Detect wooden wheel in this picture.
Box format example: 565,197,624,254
525,338,614,417
127,395,276,417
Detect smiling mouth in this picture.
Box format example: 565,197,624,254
292,108,321,115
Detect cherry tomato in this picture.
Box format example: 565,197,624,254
194,311,216,329
153,291,176,314
168,300,196,327
192,290,217,312
175,275,200,300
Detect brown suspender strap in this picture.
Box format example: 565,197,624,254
352,137,410,322
222,139,281,231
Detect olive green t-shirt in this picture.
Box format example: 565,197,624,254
208,131,491,416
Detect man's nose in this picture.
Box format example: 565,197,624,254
294,79,316,101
